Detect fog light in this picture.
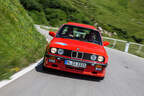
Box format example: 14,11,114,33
95,68,102,71
95,65,102,71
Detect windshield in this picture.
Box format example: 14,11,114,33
56,25,102,45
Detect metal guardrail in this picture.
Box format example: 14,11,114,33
103,37,144,53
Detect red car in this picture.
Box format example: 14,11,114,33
43,22,109,80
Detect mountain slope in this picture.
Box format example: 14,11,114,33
20,0,144,43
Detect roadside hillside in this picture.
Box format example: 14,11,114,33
0,0,46,80
20,0,144,44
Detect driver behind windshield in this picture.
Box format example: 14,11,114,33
85,30,96,42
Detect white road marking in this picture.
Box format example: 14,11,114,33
0,58,43,88
0,24,49,89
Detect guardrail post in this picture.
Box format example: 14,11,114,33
112,40,117,48
125,42,130,53
137,45,143,53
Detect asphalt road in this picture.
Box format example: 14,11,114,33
0,26,144,96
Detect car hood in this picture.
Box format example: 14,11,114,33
50,38,107,56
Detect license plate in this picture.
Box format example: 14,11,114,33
64,60,86,68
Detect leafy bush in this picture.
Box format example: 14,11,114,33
20,0,42,11
40,0,77,13
28,10,48,25
45,8,66,20
68,12,91,24
44,8,67,26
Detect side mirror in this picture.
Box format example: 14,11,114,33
49,31,56,37
103,41,110,46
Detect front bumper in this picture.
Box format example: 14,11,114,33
44,54,108,77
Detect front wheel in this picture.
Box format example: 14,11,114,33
98,77,105,80
42,58,47,71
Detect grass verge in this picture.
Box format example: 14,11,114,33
103,38,144,58
0,0,46,80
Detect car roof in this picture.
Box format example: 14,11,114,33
64,22,96,30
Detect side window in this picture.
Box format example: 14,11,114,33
84,30,90,38
95,31,101,41
61,26,68,35
85,30,101,43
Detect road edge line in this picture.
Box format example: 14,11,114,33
0,58,43,89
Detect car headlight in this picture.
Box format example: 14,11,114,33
98,56,104,62
51,48,57,54
58,49,64,55
90,55,97,61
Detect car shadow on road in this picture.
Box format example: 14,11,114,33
35,61,102,82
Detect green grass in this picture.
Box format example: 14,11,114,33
103,38,125,51
72,0,144,43
0,0,46,80
103,38,144,58
142,46,144,53
114,41,126,51
20,0,144,44
28,10,49,25
103,38,114,48
88,0,144,41
129,44,144,58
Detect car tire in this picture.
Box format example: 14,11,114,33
98,77,105,80
42,64,47,71
42,58,47,71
